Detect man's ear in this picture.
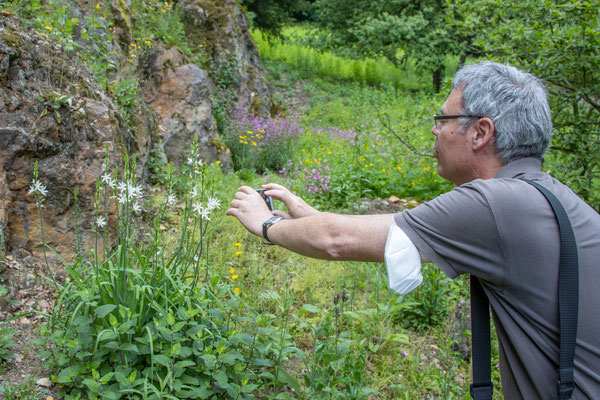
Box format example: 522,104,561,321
472,117,495,151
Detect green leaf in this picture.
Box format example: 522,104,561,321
120,343,140,353
175,360,196,369
277,369,301,393
300,304,321,314
153,354,172,366
95,304,117,318
100,372,115,384
172,321,186,333
200,354,216,369
213,369,228,388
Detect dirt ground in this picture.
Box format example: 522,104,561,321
0,259,59,399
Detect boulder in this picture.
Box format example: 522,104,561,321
179,0,272,114
0,16,124,266
142,43,231,168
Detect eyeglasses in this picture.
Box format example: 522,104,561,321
433,114,484,130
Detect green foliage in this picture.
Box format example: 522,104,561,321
0,286,18,365
449,0,600,210
253,28,423,91
308,0,462,91
0,376,47,400
396,264,465,331
36,91,71,124
38,155,287,399
297,299,376,399
211,54,240,89
131,0,208,67
240,0,310,36
108,73,141,127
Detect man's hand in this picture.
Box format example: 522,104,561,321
262,183,319,219
226,186,274,237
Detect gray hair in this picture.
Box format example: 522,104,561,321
452,61,553,163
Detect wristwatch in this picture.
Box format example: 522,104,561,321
262,216,283,245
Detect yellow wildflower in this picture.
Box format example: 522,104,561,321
234,243,241,247
45,26,53,31
231,275,239,280
96,3,100,9
235,251,242,256
251,141,257,146
234,287,240,293
160,225,166,231
230,268,235,274
247,130,253,134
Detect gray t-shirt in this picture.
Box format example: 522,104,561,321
395,158,600,399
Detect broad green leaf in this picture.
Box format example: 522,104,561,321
95,304,117,318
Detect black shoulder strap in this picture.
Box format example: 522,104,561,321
470,276,493,399
470,178,579,400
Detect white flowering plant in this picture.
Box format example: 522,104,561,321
40,144,285,400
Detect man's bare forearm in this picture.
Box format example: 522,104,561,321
265,212,395,262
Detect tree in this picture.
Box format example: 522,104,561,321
240,0,310,36
308,0,462,91
449,0,600,209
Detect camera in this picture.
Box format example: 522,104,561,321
256,189,275,211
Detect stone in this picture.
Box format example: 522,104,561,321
388,195,401,203
0,17,125,266
142,44,230,168
36,378,52,388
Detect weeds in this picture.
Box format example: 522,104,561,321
0,376,48,400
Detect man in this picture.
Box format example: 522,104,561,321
226,61,600,399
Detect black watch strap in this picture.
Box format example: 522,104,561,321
262,216,282,244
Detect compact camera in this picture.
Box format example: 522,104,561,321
256,189,275,211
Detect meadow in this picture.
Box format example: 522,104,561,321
0,7,503,400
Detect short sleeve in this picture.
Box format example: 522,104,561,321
395,182,507,287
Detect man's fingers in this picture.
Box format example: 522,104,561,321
263,183,288,192
239,185,255,193
272,209,291,219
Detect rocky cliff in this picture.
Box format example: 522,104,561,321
0,0,271,274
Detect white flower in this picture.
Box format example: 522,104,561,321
96,216,107,228
196,159,204,167
186,157,194,166
28,180,48,197
117,181,127,193
116,193,128,204
190,186,199,198
131,184,143,199
132,202,142,213
199,207,211,221
206,197,221,211
167,194,177,206
192,202,203,215
101,173,115,188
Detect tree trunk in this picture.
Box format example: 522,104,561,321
457,52,468,72
432,67,443,93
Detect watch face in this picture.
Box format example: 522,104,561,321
265,216,282,225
